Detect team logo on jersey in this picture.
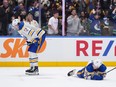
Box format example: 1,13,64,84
94,24,100,31
34,11,39,17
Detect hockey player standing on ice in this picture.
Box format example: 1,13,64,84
68,59,107,80
12,18,46,75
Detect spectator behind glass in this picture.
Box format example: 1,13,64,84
80,11,90,36
26,13,39,28
67,9,83,36
13,2,26,21
28,0,39,22
89,13,102,36
100,0,111,10
41,4,48,27
101,10,112,36
111,7,116,35
47,10,59,35
7,16,20,36
112,7,116,23
0,0,13,35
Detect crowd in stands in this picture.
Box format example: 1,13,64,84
0,0,116,36
65,0,116,36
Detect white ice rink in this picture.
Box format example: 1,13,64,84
0,67,116,87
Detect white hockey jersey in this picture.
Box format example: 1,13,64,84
18,21,45,42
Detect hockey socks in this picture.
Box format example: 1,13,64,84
25,52,39,75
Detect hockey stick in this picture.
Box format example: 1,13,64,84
18,44,27,49
105,67,116,74
18,42,33,49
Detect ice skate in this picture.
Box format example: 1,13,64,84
25,66,39,75
67,69,76,76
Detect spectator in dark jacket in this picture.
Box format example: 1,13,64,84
0,0,13,35
28,0,39,22
90,14,102,36
100,0,111,10
13,2,26,21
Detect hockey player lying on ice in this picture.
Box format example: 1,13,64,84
68,59,107,80
12,18,46,75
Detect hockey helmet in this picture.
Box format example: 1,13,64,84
93,59,102,68
12,19,20,27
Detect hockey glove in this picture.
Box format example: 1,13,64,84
26,41,32,46
84,74,92,80
96,71,107,78
84,71,94,80
102,72,107,78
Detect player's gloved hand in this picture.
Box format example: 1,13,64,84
102,73,107,78
26,41,32,46
94,71,99,75
84,72,93,80
84,74,92,80
97,71,107,78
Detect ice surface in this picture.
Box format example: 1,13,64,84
0,67,116,87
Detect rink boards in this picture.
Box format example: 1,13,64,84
0,36,116,67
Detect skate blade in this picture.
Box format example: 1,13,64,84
25,72,39,75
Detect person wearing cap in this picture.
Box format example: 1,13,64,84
67,59,107,80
